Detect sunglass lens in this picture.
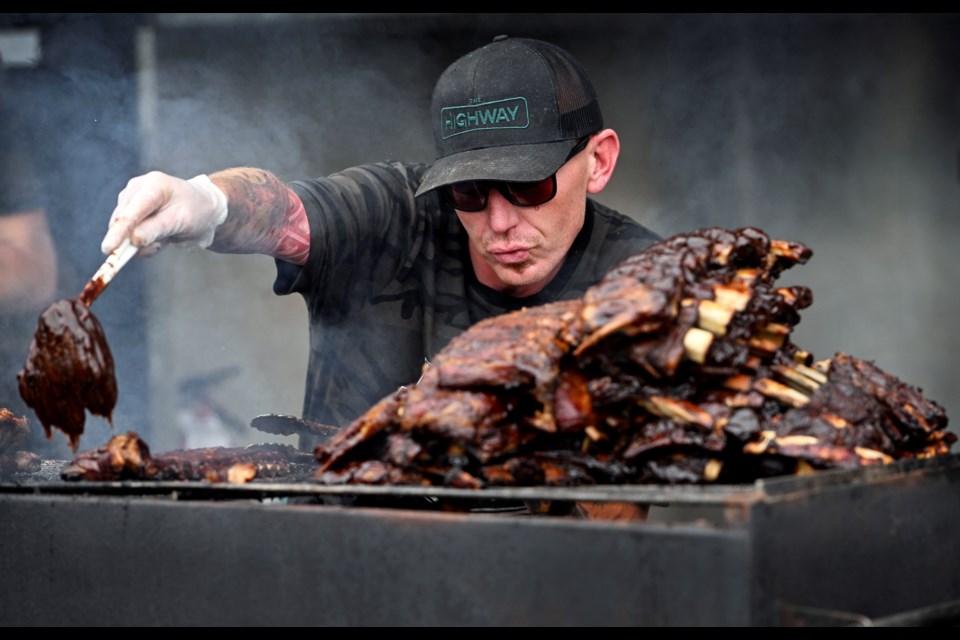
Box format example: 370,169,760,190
505,176,556,206
448,181,487,212
445,175,557,211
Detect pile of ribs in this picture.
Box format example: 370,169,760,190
314,227,954,488
61,431,316,484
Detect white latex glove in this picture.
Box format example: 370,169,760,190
100,172,229,256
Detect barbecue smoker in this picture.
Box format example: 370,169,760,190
1,453,958,626
4,227,958,626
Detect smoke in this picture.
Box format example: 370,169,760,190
593,15,960,437
139,17,449,450
6,14,958,453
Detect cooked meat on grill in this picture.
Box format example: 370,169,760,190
61,431,316,483
434,299,583,391
17,298,117,452
313,226,953,488
0,408,29,455
748,353,952,463
0,408,40,477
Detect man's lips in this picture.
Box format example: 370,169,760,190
489,246,532,264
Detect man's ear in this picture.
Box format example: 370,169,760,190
586,129,620,194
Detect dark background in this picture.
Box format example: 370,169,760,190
1,13,957,454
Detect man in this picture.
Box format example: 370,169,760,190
100,36,662,453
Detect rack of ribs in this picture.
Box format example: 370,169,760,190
61,431,316,484
313,226,953,488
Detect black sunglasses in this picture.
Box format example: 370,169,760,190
442,136,591,213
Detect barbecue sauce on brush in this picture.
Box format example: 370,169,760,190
16,297,117,452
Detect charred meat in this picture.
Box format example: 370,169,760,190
314,227,953,487
0,408,40,477
62,432,316,483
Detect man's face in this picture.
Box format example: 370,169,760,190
455,147,592,298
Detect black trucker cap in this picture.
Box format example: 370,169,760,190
415,35,603,197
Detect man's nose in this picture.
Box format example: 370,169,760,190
485,188,521,233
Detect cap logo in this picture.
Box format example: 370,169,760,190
440,97,529,139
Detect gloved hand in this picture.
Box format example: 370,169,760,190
100,172,229,256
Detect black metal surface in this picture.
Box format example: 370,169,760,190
0,494,750,626
748,454,960,625
781,598,960,627
1,454,958,626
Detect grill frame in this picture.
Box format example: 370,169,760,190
1,453,958,626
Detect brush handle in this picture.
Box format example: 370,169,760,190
79,238,138,307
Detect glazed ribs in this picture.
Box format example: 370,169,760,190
61,431,316,483
314,226,953,487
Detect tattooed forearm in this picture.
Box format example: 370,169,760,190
207,167,310,264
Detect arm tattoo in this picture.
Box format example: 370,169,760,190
207,167,310,265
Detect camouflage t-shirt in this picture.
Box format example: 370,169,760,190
276,161,660,444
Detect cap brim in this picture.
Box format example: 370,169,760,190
415,139,577,198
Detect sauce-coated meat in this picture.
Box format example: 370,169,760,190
312,227,953,488
17,298,116,452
